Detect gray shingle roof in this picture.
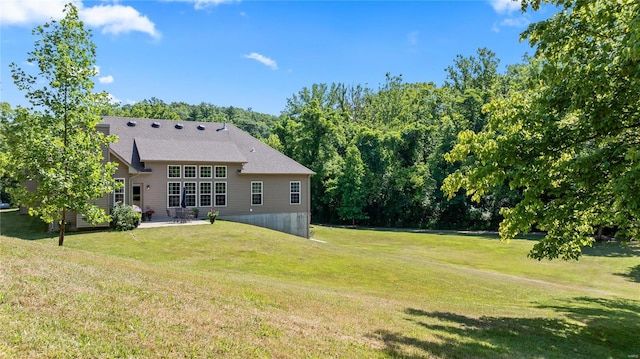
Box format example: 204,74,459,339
102,116,314,175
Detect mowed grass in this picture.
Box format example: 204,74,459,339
1,210,639,358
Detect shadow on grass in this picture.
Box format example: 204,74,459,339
318,224,548,242
370,297,640,358
581,240,640,258
616,264,640,283
0,210,87,241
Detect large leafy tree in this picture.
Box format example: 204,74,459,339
5,3,118,246
444,0,640,259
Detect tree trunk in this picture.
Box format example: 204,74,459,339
58,208,66,246
596,225,603,242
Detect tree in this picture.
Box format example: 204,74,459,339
5,3,118,246
337,145,368,225
444,0,640,260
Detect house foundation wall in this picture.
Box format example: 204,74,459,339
222,212,309,238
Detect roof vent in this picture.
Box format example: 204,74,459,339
197,124,206,131
175,123,184,129
152,122,160,128
127,120,137,127
216,120,228,132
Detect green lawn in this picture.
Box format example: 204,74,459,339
1,210,639,358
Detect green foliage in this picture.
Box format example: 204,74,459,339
444,0,640,260
4,3,117,245
109,204,141,231
207,210,219,223
272,51,517,229
336,145,367,224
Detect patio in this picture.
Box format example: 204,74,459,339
137,218,209,229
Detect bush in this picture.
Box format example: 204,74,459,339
110,205,141,231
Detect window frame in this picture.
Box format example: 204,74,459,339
199,181,212,207
113,178,125,205
214,165,227,179
168,165,181,179
290,181,301,205
214,181,227,207
183,182,197,207
251,181,263,206
184,165,197,179
167,182,181,208
199,165,212,179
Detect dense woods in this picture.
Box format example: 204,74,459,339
270,49,524,230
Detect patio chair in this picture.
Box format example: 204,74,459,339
166,209,178,222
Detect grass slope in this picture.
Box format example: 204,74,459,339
1,210,639,358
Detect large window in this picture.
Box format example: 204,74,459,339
113,178,125,204
168,165,181,178
168,182,181,207
290,181,301,205
184,165,197,179
215,182,227,206
199,165,212,179
184,182,197,207
215,165,227,179
251,181,263,205
199,182,212,207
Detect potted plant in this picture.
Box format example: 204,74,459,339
192,208,199,219
144,207,155,221
207,209,219,224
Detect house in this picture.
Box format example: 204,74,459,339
74,116,314,237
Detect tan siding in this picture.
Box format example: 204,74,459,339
124,160,311,220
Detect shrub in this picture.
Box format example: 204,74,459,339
110,205,141,231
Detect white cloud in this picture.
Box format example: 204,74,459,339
0,0,160,39
492,14,531,32
99,75,114,84
244,52,278,70
106,93,121,104
0,0,75,26
194,0,241,10
489,0,520,15
500,16,530,28
80,4,161,39
161,0,240,10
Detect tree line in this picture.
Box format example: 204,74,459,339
266,49,525,231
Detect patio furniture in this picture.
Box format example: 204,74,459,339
167,209,178,222
175,208,185,223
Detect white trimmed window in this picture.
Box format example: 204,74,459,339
251,181,263,206
199,166,212,179
290,181,301,205
184,182,197,207
199,182,212,207
215,165,227,179
168,165,181,178
184,165,197,179
168,182,181,207
215,182,227,206
114,178,125,204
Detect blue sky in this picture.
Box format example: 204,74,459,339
1,0,555,115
